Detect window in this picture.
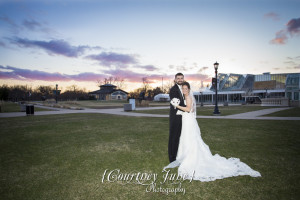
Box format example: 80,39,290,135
294,92,299,100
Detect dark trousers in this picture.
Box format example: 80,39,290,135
168,115,182,162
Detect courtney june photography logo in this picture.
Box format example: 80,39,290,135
101,169,195,195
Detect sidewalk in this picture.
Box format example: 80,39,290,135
0,105,299,120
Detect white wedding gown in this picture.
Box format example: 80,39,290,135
164,100,261,182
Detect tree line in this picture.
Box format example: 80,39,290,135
0,84,93,101
0,77,177,101
0,83,173,102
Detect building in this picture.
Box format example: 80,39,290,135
194,72,300,105
153,93,170,101
89,84,128,100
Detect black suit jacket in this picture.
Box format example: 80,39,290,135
168,84,186,162
169,84,185,117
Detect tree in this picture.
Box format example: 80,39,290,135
113,77,125,90
163,80,174,93
97,76,126,90
8,85,30,101
128,87,144,99
35,85,54,101
142,77,150,92
152,87,164,97
0,85,10,101
67,85,78,93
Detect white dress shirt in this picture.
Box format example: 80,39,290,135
176,83,183,98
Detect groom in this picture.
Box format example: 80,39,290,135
168,72,186,163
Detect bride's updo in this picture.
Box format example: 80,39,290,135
182,81,190,89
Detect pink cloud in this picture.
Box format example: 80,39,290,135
102,68,210,83
270,30,288,44
86,52,138,66
0,65,105,82
0,65,211,88
264,12,280,21
270,18,300,45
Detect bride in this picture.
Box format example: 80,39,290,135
165,81,261,182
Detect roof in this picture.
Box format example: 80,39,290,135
89,89,128,95
100,84,117,87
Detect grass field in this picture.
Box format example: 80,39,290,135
263,107,300,117
0,102,53,113
134,105,279,116
0,113,299,199
35,100,170,109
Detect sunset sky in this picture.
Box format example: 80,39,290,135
0,0,299,92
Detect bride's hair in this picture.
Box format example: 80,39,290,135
182,81,196,116
182,81,190,89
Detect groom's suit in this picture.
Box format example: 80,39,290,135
168,84,186,163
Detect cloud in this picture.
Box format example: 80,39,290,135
270,18,300,45
287,18,300,36
198,66,209,73
294,65,300,69
0,65,105,82
184,73,210,82
0,41,6,47
102,67,210,83
0,15,20,34
22,19,42,31
137,65,159,71
101,68,148,82
270,30,288,44
264,12,280,21
86,52,138,66
284,56,300,70
9,37,93,57
0,65,211,89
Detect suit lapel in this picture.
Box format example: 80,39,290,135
176,84,184,102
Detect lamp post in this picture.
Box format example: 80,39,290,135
200,92,203,106
213,62,220,115
55,84,58,104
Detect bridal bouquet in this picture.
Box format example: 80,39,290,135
170,98,180,109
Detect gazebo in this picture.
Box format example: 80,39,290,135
89,84,128,100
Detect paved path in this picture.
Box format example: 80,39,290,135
0,104,299,120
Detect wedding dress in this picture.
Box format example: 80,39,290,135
164,94,261,182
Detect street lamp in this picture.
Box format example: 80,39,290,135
200,92,203,107
213,62,220,115
55,84,58,103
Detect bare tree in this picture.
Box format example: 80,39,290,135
142,77,150,92
97,76,126,90
113,77,125,90
163,80,174,93
97,77,111,87
67,85,78,92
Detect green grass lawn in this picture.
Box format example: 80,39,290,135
0,114,299,199
37,100,169,109
0,102,53,113
263,107,300,117
134,105,278,116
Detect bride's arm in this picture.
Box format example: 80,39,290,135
176,96,192,112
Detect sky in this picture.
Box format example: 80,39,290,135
0,0,299,92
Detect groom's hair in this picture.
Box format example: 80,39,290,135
175,73,184,78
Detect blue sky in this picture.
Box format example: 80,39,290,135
0,0,299,92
